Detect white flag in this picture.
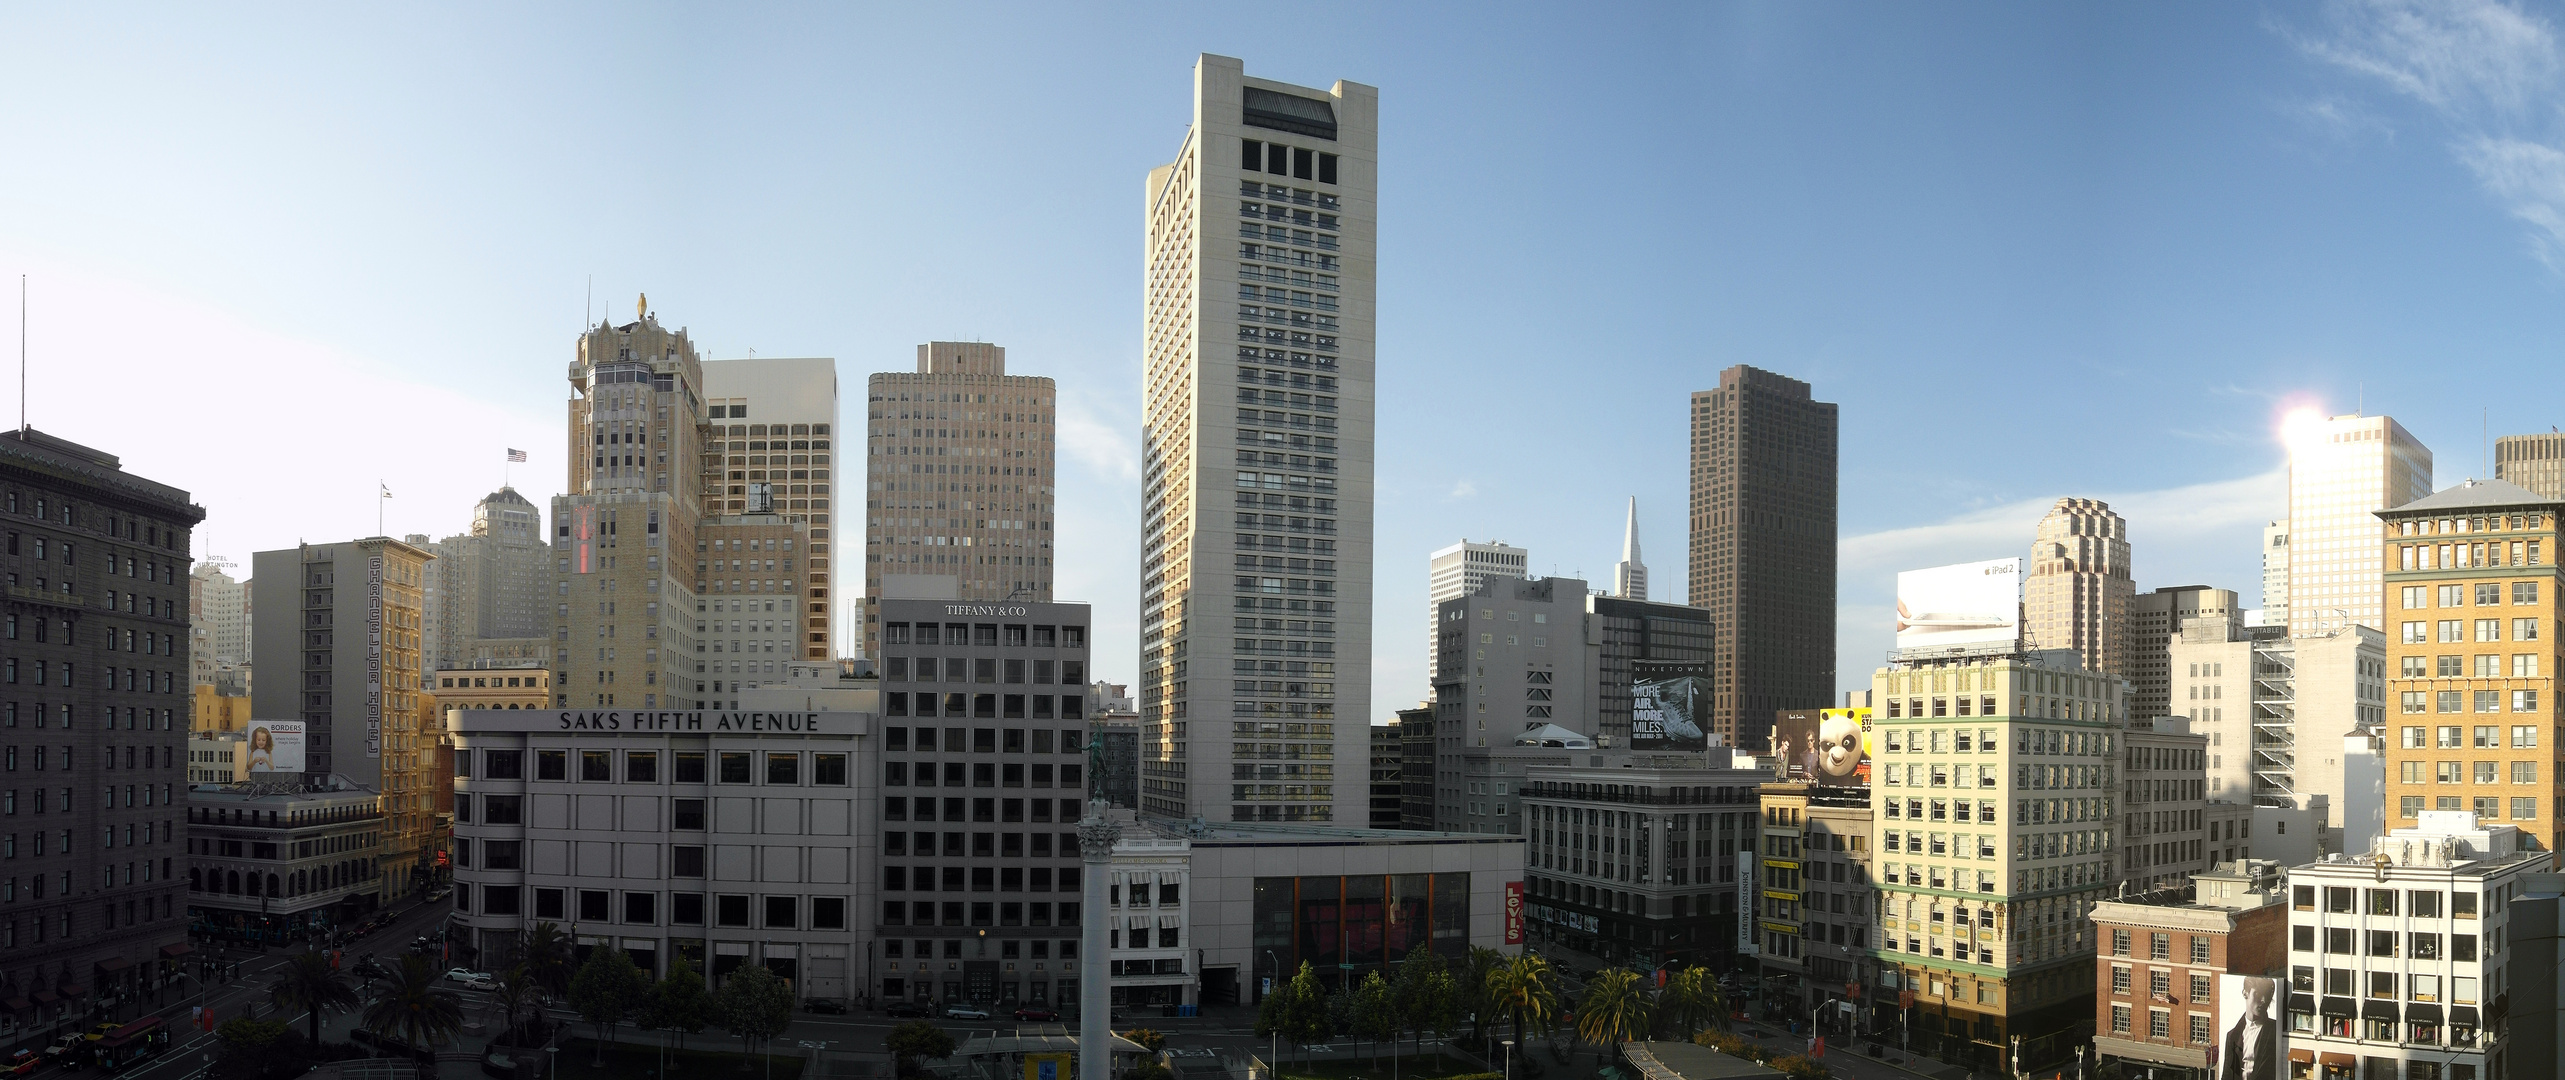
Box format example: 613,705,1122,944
379,483,392,499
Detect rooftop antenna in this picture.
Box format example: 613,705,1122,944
585,276,592,330
18,275,25,434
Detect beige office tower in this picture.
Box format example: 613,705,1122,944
2283,414,2432,635
862,342,1056,658
190,559,248,667
2494,431,2565,499
2127,586,2238,720
701,356,841,661
549,302,707,710
2023,498,2133,677
1138,55,1377,823
1426,539,1527,683
2260,521,2289,626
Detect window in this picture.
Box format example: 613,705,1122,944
626,752,657,783
675,752,706,783
580,750,611,781
484,750,524,780
814,753,847,785
536,750,566,780
718,752,752,783
766,754,799,785
715,895,750,927
673,799,706,830
765,895,798,928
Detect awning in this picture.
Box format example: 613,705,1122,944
30,992,56,1006
93,957,130,974
2320,996,2354,1018
1,999,30,1013
158,943,193,959
55,984,86,999
2289,1049,2315,1065
2451,1006,2479,1026
2288,993,2315,1015
2362,1000,2399,1022
2320,1053,2356,1067
2406,1002,2442,1024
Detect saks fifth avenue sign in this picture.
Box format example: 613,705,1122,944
450,710,860,735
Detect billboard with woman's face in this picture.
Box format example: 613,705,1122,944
1776,708,1871,785
247,720,306,773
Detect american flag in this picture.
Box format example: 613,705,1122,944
507,448,528,462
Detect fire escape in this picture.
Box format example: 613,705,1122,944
2250,638,2298,808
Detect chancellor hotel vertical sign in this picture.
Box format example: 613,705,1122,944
367,554,384,758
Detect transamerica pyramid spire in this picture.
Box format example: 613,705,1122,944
1613,495,1649,600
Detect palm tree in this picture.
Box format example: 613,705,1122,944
1484,954,1560,1055
363,955,467,1055
518,922,575,1003
1461,947,1505,1047
1657,967,1722,1039
267,950,359,1047
1574,969,1654,1052
493,964,539,1042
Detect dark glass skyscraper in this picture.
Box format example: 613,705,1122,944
1688,365,1837,750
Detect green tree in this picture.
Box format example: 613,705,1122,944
493,964,541,1043
361,955,467,1055
711,963,796,1061
518,921,576,1002
1574,969,1654,1051
1120,1028,1168,1054
1658,967,1722,1039
884,1020,956,1077
1767,1055,1831,1080
265,950,358,1049
1461,947,1505,1046
208,1017,313,1080
637,958,716,1053
1351,971,1400,1067
1485,954,1560,1051
1390,949,1441,1059
568,946,652,1063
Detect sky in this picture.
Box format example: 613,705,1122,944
6,2,2565,720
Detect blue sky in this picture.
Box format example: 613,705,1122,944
5,2,2564,718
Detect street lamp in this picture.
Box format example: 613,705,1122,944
1500,1039,1513,1080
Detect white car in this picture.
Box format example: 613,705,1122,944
444,968,492,984
463,976,499,991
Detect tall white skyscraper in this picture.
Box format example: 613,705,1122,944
702,355,842,660
1612,497,1648,601
1427,539,1528,682
2282,413,2432,636
1138,55,1377,824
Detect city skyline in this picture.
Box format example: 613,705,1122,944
15,6,2565,714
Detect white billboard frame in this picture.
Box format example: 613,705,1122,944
1893,558,2022,655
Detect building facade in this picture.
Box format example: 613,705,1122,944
184,788,386,944
1104,824,1192,1010
2130,586,2238,721
1427,539,1528,683
447,709,877,1003
548,306,708,713
2284,813,2550,1080
1865,654,2126,1072
2119,717,2212,892
250,537,433,787
2264,522,2292,628
189,561,247,669
422,488,552,673
2286,414,2433,637
0,428,202,1012
702,356,839,662
1521,757,1768,971
696,512,817,707
2088,860,2288,1080
1755,783,1876,1026
2025,498,2135,679
863,342,1055,659
1687,364,1837,748
2379,479,2564,854
1367,723,1402,829
2493,432,2565,501
1137,54,1378,825
2178,620,2388,853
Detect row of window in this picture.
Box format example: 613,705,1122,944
2395,540,2541,571
2396,760,2541,784
883,865,1083,892
2290,964,2481,1005
882,899,1077,927
2399,689,2540,713
2397,618,2541,644
463,885,850,930
882,691,1086,723
880,658,1085,685
460,749,849,785
880,622,1085,648
2401,582,2539,608
2105,1004,2213,1045
2,661,178,693
2400,795,2537,819
885,756,1086,788
2403,653,2542,677
883,937,1073,960
2293,925,2480,961
883,797,1084,823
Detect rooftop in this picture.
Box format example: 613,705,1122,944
2383,477,2556,515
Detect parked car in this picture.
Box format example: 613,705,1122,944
41,1034,82,1059
443,967,492,984
884,1001,931,1019
1012,1006,1058,1022
463,976,498,991
802,998,846,1015
5,1050,39,1075
941,1005,990,1021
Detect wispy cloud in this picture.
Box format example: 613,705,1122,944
2294,0,2565,259
1055,386,1137,482
1835,469,2284,683
1447,479,1477,500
